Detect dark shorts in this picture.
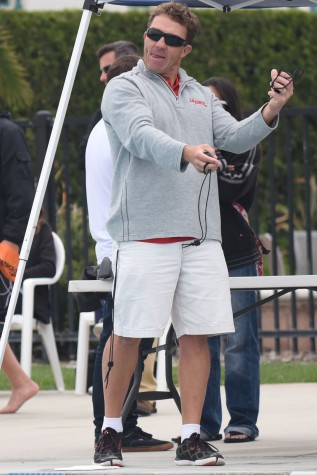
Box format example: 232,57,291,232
0,271,13,334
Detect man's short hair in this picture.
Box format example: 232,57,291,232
147,3,200,45
96,41,140,60
107,55,141,82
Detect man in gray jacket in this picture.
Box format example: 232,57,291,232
94,2,294,468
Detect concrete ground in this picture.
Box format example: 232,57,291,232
0,383,317,475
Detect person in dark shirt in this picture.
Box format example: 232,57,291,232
200,77,262,443
0,110,39,414
16,208,56,324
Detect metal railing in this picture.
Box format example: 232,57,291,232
12,107,317,358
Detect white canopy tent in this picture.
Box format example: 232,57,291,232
0,0,316,365
107,0,317,10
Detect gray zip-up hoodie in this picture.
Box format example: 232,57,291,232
102,59,276,243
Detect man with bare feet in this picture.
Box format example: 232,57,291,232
0,110,39,413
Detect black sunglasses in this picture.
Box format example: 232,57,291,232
146,27,188,47
270,64,304,94
101,64,112,74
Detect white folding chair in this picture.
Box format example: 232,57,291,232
75,311,95,395
293,230,317,275
10,232,65,391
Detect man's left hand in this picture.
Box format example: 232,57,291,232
262,68,294,125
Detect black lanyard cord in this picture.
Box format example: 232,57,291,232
183,171,212,249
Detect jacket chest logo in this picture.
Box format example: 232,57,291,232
189,98,208,107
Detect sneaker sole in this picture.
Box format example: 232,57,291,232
175,456,225,466
94,458,125,467
123,442,174,452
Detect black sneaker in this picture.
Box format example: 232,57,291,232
122,426,174,452
175,433,225,466
94,427,124,466
172,433,222,445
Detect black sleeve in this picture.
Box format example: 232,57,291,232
23,222,56,279
77,108,103,171
0,120,34,245
217,146,261,212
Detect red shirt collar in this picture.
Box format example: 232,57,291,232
165,75,180,96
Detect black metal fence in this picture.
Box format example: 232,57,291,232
12,107,317,359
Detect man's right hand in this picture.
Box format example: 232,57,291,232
182,145,220,174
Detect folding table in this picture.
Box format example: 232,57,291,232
68,274,317,416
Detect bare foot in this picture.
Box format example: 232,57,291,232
0,380,39,414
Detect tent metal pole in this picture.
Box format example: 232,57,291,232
0,8,94,368
196,0,263,11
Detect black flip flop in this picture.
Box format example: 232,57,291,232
224,431,253,443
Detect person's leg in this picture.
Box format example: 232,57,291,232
224,262,260,442
0,272,39,414
95,241,180,465
137,337,158,416
92,295,148,437
173,241,232,466
175,334,224,466
92,295,113,443
122,337,153,431
103,240,180,419
94,335,141,466
178,334,210,424
0,343,39,414
92,295,171,452
173,240,233,429
200,336,222,440
138,338,157,394
102,335,141,418
120,335,173,452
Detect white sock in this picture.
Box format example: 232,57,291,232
181,424,201,442
102,417,123,433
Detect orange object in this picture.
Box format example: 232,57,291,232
0,242,19,281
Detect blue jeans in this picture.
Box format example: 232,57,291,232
92,294,154,440
201,262,260,440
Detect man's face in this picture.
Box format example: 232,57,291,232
99,50,117,84
143,15,192,81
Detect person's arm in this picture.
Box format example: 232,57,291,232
77,109,103,172
103,78,186,173
261,68,294,125
1,121,34,246
85,120,113,264
211,70,293,155
104,78,221,175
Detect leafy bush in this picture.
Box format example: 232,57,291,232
0,9,316,118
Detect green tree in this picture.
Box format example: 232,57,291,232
0,27,33,109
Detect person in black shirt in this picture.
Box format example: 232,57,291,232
200,77,262,443
16,208,56,325
0,110,38,414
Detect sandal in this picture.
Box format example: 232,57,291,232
224,431,254,443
